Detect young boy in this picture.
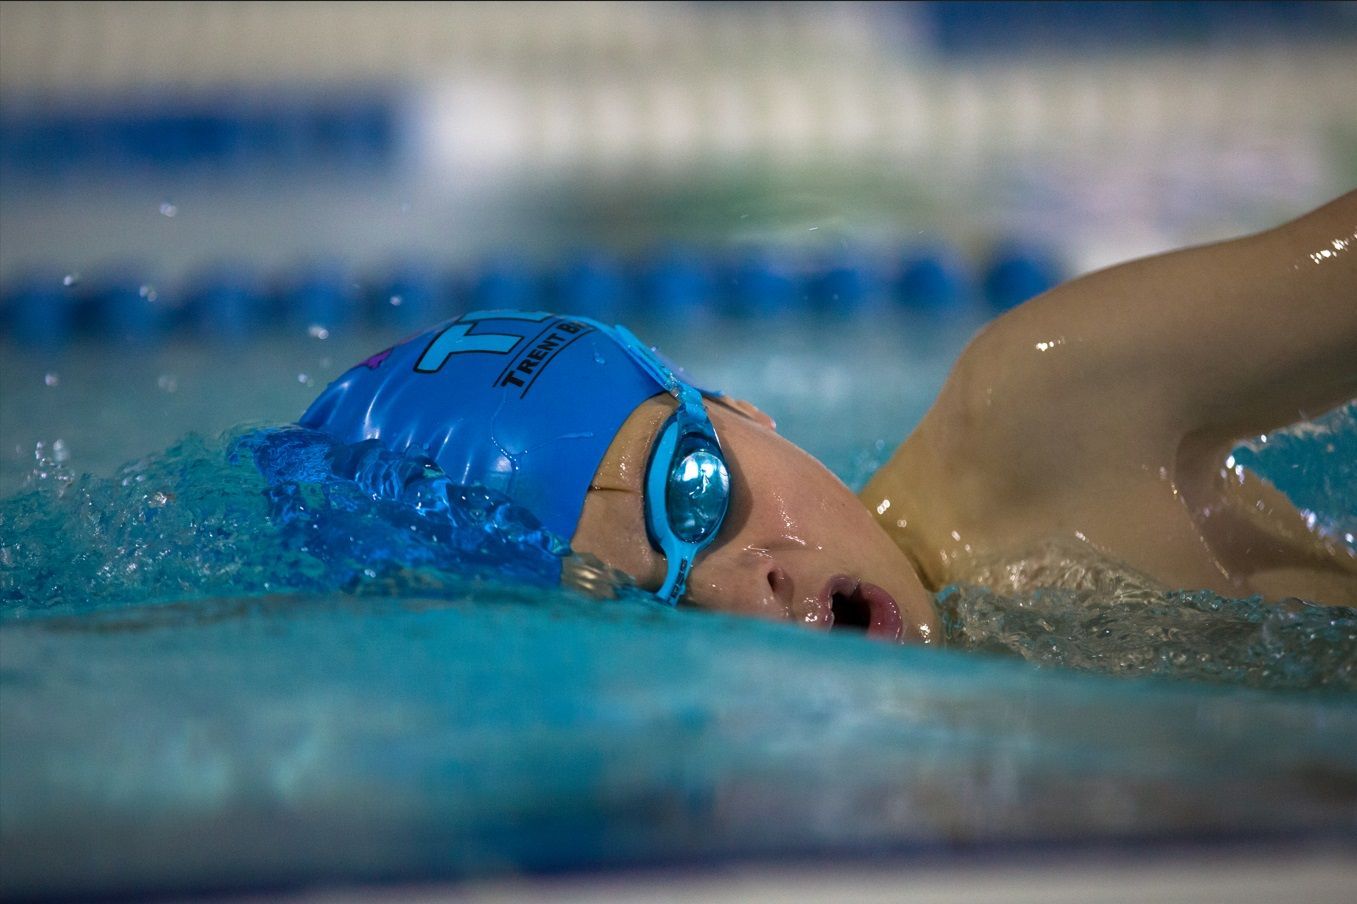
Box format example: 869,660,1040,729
303,192,1357,643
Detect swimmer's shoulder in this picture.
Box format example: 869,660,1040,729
911,296,1175,495
859,312,1111,589
862,271,1217,589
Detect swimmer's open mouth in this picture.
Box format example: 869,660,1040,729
822,576,903,642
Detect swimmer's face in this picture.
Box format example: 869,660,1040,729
573,396,939,644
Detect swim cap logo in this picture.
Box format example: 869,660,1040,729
361,348,393,369
415,311,551,373
413,310,592,397
496,321,589,393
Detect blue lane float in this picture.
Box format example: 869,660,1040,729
0,94,400,180
284,262,359,334
89,270,169,345
470,256,540,313
2,243,1022,347
812,251,879,316
554,252,630,321
725,251,802,318
370,260,447,331
982,242,1064,312
184,264,270,343
897,247,974,314
638,247,715,318
2,275,77,347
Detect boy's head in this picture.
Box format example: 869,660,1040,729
302,311,937,642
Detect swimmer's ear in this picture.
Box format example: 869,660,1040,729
710,396,776,431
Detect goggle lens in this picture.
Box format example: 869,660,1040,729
604,321,730,606
666,443,729,543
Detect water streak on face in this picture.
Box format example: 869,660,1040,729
573,396,939,644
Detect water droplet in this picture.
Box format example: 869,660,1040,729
159,201,177,217
43,372,60,387
307,324,330,340
593,352,606,365
297,373,313,385
62,273,80,287
156,374,178,393
389,294,403,307
139,284,158,302
52,439,69,462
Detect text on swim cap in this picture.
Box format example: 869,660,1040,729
412,311,593,398
414,310,554,373
497,321,589,391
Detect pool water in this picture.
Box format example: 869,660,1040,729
1,315,1355,898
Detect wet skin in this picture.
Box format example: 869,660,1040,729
576,192,1357,625
863,191,1357,606
572,396,940,644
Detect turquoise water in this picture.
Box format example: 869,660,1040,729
2,318,1355,898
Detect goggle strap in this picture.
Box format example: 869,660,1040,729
645,418,679,537
616,323,727,609
656,553,689,606
612,325,681,395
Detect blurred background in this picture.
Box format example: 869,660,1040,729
2,0,1355,345
4,7,1357,900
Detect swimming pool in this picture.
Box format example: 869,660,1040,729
1,312,1355,898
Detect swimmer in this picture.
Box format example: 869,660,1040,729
302,191,1357,642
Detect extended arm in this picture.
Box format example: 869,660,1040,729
869,193,1356,600
969,191,1356,447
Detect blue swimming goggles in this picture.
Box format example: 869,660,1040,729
609,325,731,606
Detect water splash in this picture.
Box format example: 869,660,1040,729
2,409,1354,692
1231,402,1357,545
941,581,1357,692
0,426,571,619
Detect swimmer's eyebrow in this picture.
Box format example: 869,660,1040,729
589,400,674,495
588,482,633,494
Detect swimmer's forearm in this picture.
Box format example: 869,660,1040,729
990,191,1357,442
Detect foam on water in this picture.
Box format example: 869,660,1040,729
3,416,1353,693
0,426,569,619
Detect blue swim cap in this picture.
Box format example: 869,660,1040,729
299,310,677,541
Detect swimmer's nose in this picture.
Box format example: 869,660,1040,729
762,561,794,616
688,551,796,620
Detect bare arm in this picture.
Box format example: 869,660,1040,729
965,191,1357,451
870,193,1356,599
